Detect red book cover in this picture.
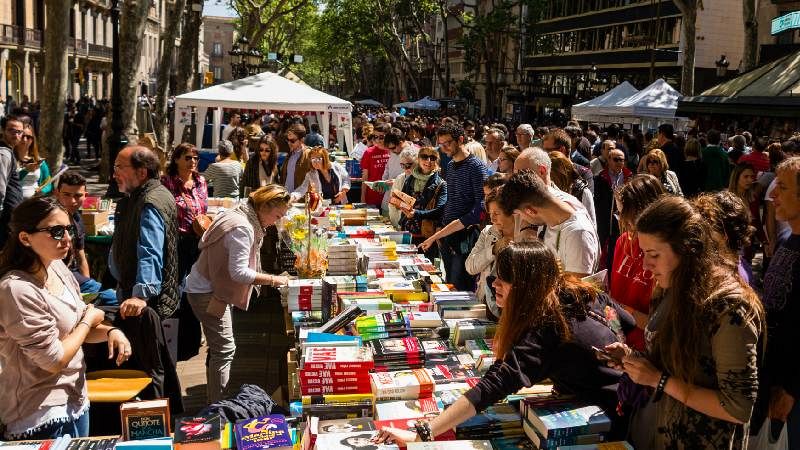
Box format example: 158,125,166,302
303,347,374,371
299,369,362,378
301,384,373,395
299,376,372,387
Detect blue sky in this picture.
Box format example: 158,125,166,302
204,0,237,18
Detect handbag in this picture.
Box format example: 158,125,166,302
182,191,212,236
420,181,443,238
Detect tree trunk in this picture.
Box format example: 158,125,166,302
176,3,203,94
675,0,698,95
41,0,70,172
119,0,150,138
153,0,187,154
439,5,451,97
742,0,758,71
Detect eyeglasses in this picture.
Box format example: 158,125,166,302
419,154,438,161
30,224,77,241
438,139,454,147
310,157,323,163
184,155,199,161
647,160,660,165
400,163,414,169
612,157,625,162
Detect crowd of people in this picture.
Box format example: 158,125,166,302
0,107,798,449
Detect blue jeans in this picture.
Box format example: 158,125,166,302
25,410,90,439
79,278,118,306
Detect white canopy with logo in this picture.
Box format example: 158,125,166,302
173,71,353,152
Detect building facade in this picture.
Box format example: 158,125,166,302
521,0,745,121
204,15,236,85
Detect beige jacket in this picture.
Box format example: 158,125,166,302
0,261,88,434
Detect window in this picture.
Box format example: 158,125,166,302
213,42,223,56
213,66,223,81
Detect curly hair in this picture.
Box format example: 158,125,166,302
692,191,754,274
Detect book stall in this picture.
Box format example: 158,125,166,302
1,196,632,450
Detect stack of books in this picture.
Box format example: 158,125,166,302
355,312,410,341
299,346,374,396
450,320,498,346
338,292,394,313
431,291,486,319
327,241,359,275
381,279,428,303
370,368,435,401
300,393,374,420
366,336,425,371
321,276,363,320
360,239,399,269
465,339,496,373
456,403,524,441
287,279,322,312
426,363,479,386
520,398,613,449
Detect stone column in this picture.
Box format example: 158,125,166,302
0,49,8,100
22,51,31,100
96,72,104,100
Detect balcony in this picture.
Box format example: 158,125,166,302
23,28,42,48
88,43,112,59
1,24,20,45
68,38,89,55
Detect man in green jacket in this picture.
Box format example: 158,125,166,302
702,129,731,192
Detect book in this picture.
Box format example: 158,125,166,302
318,305,365,334
234,415,293,450
114,438,173,450
301,393,374,405
301,384,373,395
406,311,443,328
312,431,399,450
120,398,171,441
522,418,604,450
174,414,223,450
420,339,454,357
426,364,479,384
300,401,374,420
372,419,456,441
465,339,493,359
374,397,443,421
311,417,376,434
525,402,611,440
406,441,493,450
370,368,435,400
367,337,424,361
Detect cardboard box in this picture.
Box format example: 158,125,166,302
82,211,110,235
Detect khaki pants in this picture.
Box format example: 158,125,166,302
187,292,235,403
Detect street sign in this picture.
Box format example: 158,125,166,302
772,11,800,35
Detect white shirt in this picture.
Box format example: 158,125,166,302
185,227,258,293
544,209,599,275
381,152,403,209
221,124,236,141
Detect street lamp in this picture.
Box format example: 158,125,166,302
106,0,128,198
229,36,266,79
715,54,730,78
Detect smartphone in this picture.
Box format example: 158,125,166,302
592,346,622,364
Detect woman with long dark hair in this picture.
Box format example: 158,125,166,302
15,124,52,197
240,134,279,196
0,197,131,439
728,162,765,266
375,241,633,445
604,196,764,449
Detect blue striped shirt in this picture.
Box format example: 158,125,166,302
442,154,487,226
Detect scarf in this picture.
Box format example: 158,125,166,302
411,167,433,193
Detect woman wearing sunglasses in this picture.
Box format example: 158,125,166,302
0,197,132,439
14,124,52,198
240,135,280,197
387,148,419,227
398,147,446,259
642,149,683,196
290,146,351,205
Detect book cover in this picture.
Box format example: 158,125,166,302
120,399,171,441
522,417,605,450
311,418,376,435
174,414,222,450
374,397,442,421
370,368,434,400
526,403,611,439
299,376,371,387
367,337,423,359
234,415,293,450
303,346,373,370
420,340,453,356
465,339,494,359
426,364,478,384
406,312,443,328
302,384,373,395
312,432,398,450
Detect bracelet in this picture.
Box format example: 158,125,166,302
653,372,670,402
77,321,91,330
107,327,121,338
414,420,433,442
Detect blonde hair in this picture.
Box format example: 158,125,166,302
465,141,488,163
249,184,291,210
644,148,669,173
308,146,331,172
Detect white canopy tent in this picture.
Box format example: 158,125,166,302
571,81,639,120
173,71,353,152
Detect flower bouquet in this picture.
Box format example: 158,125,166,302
285,190,328,278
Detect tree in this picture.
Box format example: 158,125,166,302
41,0,70,172
119,0,150,137
176,3,203,94
742,0,758,72
153,0,188,152
231,0,312,49
673,0,701,95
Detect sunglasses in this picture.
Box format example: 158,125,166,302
310,157,324,163
184,155,199,161
400,163,414,169
30,224,77,241
419,154,438,161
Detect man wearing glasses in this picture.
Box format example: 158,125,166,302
484,128,506,173
593,148,631,271
360,123,392,207
0,116,24,248
279,123,312,192
110,145,183,412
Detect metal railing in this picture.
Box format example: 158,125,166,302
88,43,112,59
0,24,20,45
23,28,42,47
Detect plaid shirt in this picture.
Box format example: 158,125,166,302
161,172,208,234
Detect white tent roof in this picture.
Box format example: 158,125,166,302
355,99,383,107
172,72,353,152
174,71,352,113
571,81,639,118
608,79,683,118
